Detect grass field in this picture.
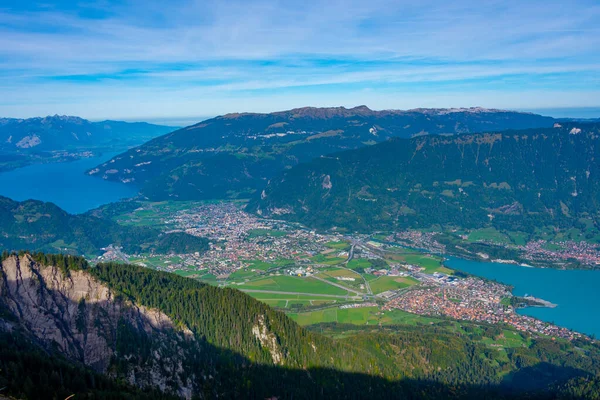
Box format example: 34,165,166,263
196,273,218,285
325,241,351,250
392,252,452,274
316,268,366,292
369,276,418,294
318,268,362,279
289,307,443,326
246,292,346,309
260,299,339,309
247,229,288,238
481,329,531,348
506,231,529,246
310,254,347,265
467,227,512,245
241,275,349,295
247,292,344,301
228,268,260,281
347,259,372,270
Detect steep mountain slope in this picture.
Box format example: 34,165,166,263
2,253,600,399
0,115,176,171
89,106,554,200
250,122,600,233
0,254,194,396
0,196,208,256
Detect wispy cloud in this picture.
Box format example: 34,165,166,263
0,0,599,119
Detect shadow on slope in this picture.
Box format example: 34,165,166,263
0,324,593,400
0,256,595,399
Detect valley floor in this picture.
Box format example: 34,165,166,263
95,200,595,343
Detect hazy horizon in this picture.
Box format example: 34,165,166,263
133,106,600,127
3,105,599,128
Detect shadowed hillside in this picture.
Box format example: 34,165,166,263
2,253,600,399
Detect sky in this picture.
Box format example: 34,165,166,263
1,0,599,122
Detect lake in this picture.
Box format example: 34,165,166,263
445,257,600,338
0,153,138,214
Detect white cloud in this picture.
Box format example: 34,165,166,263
0,0,599,119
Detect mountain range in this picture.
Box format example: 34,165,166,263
88,106,555,200
0,115,176,171
1,253,599,399
249,122,600,234
3,107,600,399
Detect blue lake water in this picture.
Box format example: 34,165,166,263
444,257,600,338
0,153,138,214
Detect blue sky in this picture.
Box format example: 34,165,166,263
1,0,599,121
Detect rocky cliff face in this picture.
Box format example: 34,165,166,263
0,255,195,398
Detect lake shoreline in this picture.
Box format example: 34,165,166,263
444,256,600,338
0,153,139,214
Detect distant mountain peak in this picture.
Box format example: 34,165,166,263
218,105,535,121
283,105,377,118
219,105,378,120
41,114,87,124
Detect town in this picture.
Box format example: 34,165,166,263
383,277,582,340
99,201,593,342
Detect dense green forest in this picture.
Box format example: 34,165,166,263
250,123,600,235
0,329,176,400
90,260,600,398
151,232,209,254
3,253,600,399
0,196,208,256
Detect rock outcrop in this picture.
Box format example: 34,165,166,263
0,254,195,398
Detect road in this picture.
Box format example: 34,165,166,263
343,242,374,295
363,274,373,296
346,244,355,262
239,289,362,299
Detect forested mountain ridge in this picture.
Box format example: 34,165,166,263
0,196,208,256
89,106,555,201
0,115,176,171
249,122,600,233
2,253,600,399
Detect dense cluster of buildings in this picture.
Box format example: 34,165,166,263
163,202,344,277
286,266,314,276
520,240,600,266
384,277,582,340
391,231,446,253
